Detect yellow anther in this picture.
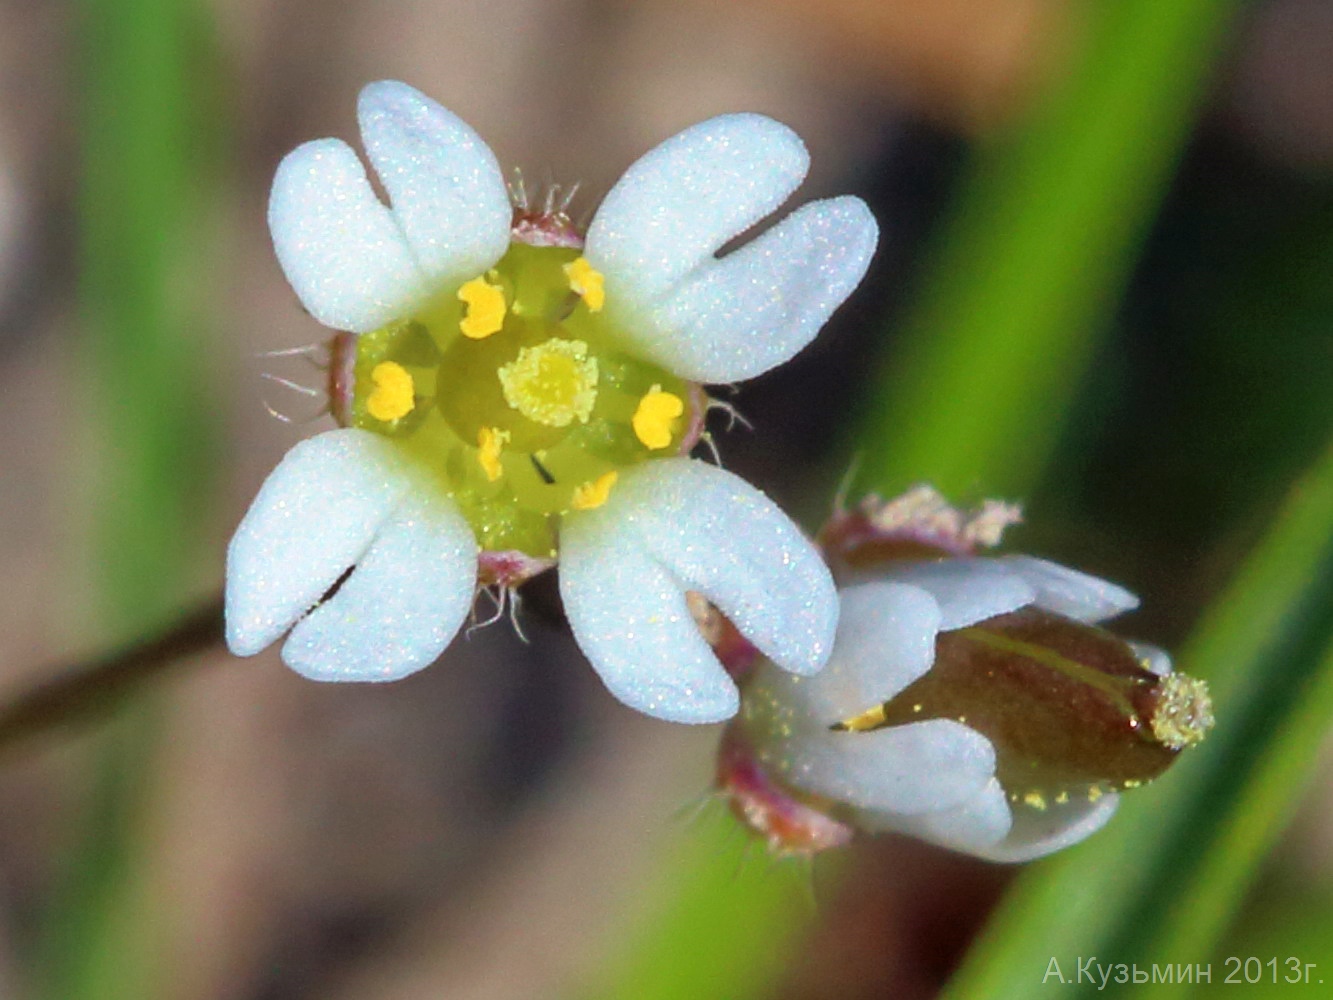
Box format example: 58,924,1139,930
457,276,507,339
477,427,509,482
571,471,618,511
632,385,684,450
563,257,605,312
497,338,599,427
366,361,416,422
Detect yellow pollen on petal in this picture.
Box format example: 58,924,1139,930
563,257,605,312
632,385,685,450
477,426,509,482
497,338,599,427
457,275,507,339
571,471,618,511
366,361,416,422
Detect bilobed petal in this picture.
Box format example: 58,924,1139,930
885,558,1036,630
226,429,411,656
610,458,837,677
585,112,876,383
634,197,877,382
770,582,940,723
282,487,478,681
586,113,809,304
780,719,996,815
863,778,1014,854
357,81,511,286
268,138,428,332
559,521,740,723
978,791,1120,863
999,555,1139,624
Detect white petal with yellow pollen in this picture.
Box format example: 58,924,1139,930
269,138,428,333
584,114,877,383
226,429,412,655
981,790,1119,863
748,581,995,815
357,81,511,285
559,458,837,723
998,555,1139,624
769,582,940,723
283,486,478,682
778,718,996,815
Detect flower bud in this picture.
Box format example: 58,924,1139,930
717,488,1213,861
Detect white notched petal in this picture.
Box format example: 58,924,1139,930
587,113,809,303
269,138,428,333
646,197,877,382
586,115,875,383
883,558,1036,630
779,719,996,815
999,555,1139,624
862,777,1014,853
226,429,411,656
357,81,512,286
283,486,478,682
772,582,940,723
559,458,837,723
559,524,740,723
978,791,1120,863
611,458,836,676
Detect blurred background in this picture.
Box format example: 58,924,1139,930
0,1,1330,998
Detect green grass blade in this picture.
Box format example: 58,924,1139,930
855,0,1239,499
37,2,220,999
942,439,1333,1000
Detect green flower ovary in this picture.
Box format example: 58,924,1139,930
347,242,693,558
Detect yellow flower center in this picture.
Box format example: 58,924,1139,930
563,256,605,312
632,385,685,450
571,471,618,510
497,338,599,428
477,426,508,482
366,361,416,422
458,275,507,339
345,242,698,558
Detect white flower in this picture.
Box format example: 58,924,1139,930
226,81,877,724
728,553,1212,861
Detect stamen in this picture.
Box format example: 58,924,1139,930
633,385,684,450
477,427,509,482
458,276,507,339
366,361,416,422
563,257,605,312
571,471,618,511
497,338,599,427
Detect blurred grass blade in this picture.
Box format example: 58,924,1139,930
37,1,221,999
943,438,1333,1000
855,0,1239,499
582,806,830,1000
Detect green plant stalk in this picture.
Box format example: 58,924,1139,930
942,439,1333,1000
854,0,1240,499
38,2,217,999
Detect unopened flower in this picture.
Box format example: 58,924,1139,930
718,489,1213,860
226,81,877,723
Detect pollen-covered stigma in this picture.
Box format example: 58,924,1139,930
343,242,696,557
